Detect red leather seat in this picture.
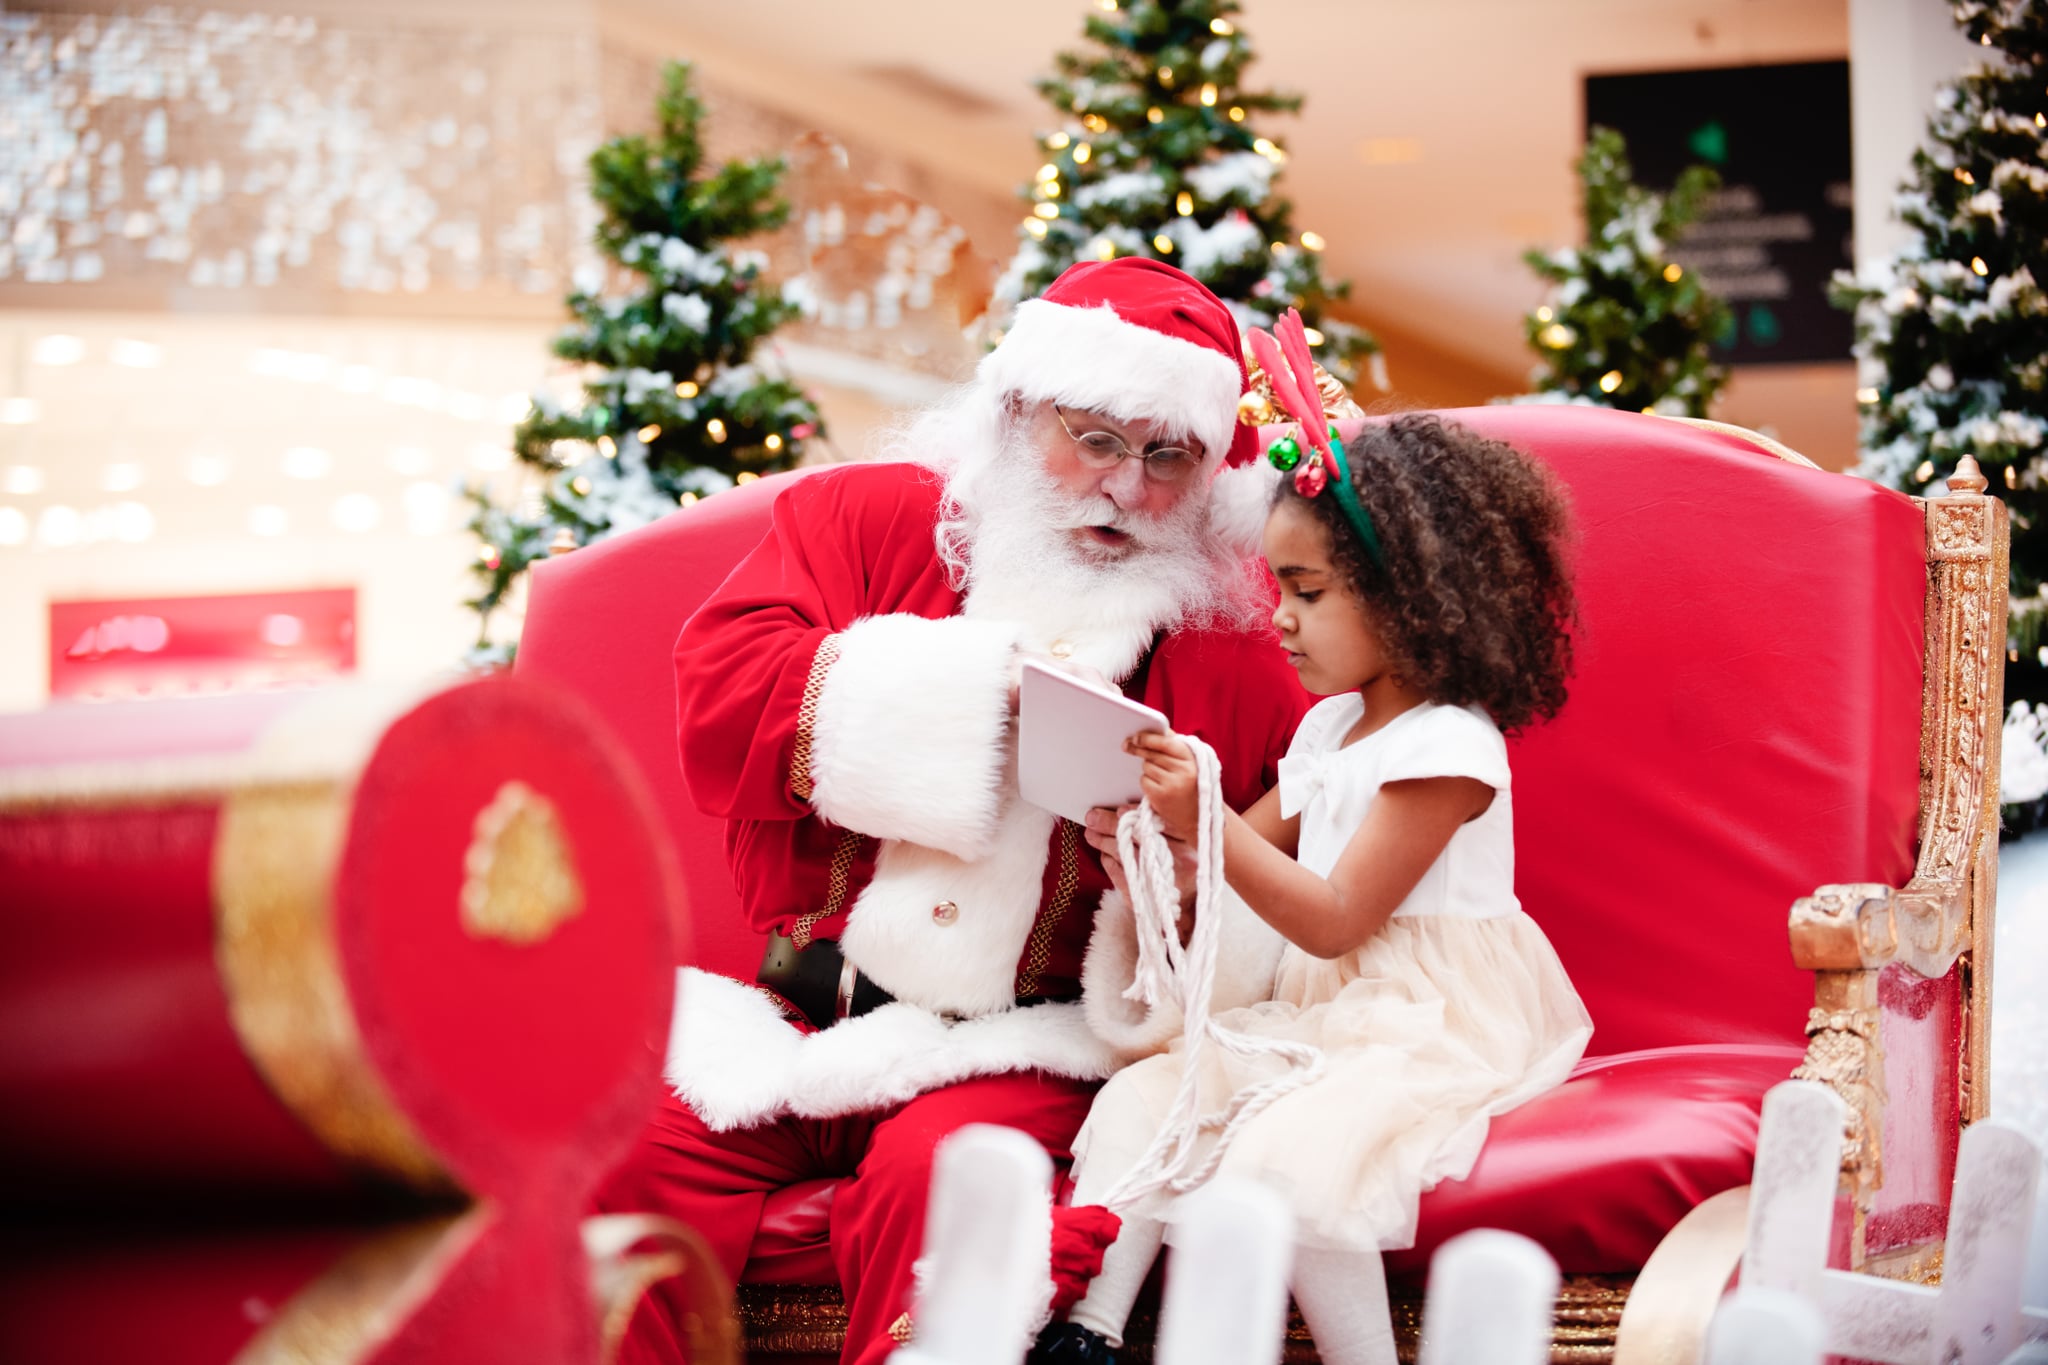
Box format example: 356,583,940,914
518,407,1926,1282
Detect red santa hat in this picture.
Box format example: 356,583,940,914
980,258,1260,472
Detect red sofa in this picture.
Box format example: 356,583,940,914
517,405,2003,1359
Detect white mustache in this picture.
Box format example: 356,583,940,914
1054,496,1135,534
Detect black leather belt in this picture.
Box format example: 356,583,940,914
756,931,894,1030
755,931,1069,1031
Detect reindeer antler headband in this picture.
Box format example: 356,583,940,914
1247,310,1384,572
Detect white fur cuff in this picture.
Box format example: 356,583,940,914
1081,885,1287,1061
809,613,1024,860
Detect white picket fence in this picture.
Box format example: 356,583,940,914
1710,1080,2048,1365
889,1124,1565,1365
888,1092,2045,1365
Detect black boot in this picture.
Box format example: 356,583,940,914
1027,1321,1120,1365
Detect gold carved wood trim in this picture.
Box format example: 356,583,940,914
213,780,452,1194
1789,977,1886,1218
584,1214,740,1365
460,779,584,945
231,1211,477,1365
1782,458,2008,1233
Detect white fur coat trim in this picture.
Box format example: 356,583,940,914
666,968,1118,1132
809,612,1023,861
980,299,1242,464
1080,884,1289,1062
839,799,1059,1016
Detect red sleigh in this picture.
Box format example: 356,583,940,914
518,404,2006,1362
0,679,725,1365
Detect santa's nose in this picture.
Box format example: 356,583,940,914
1099,454,1149,507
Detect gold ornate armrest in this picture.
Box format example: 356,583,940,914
1783,456,2008,1263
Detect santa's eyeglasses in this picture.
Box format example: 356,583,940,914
1053,405,1201,484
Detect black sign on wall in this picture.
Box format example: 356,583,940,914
1585,61,1853,366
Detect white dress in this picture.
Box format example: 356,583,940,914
1070,696,1594,1251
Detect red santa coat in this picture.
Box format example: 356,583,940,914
664,461,1310,1130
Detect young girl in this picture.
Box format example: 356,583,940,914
1037,405,1593,1365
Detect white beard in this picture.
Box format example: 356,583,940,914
943,422,1255,681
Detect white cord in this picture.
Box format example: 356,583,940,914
1101,735,1324,1211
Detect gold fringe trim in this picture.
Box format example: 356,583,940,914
789,635,843,803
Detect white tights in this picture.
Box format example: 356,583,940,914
1067,1216,1396,1365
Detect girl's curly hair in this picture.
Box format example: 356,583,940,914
1275,413,1577,732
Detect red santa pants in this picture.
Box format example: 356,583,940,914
594,1070,1100,1365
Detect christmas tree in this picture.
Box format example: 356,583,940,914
465,62,824,662
1831,0,2048,820
998,0,1381,390
1520,127,1731,416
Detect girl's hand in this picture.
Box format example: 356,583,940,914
1126,730,1199,843
1085,803,1200,906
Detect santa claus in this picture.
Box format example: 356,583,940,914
595,258,1311,1365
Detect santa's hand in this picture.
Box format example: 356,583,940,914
1126,730,1200,842
1086,803,1199,906
1007,651,1115,714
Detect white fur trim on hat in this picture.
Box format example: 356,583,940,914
1207,458,1282,559
980,300,1243,466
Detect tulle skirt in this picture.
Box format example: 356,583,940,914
1070,911,1593,1251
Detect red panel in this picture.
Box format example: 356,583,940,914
48,587,356,702
0,1225,359,1364
519,470,821,978
0,800,358,1205
739,1044,1805,1285
339,679,677,1194
1407,409,1924,1053
1865,962,1962,1258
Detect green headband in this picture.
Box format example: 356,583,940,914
1268,423,1386,572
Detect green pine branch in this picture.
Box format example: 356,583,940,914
464,61,825,658
1005,0,1381,389
1520,126,1731,416
1831,0,2048,730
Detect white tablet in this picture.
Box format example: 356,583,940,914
1017,658,1171,825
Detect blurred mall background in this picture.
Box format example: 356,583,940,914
0,0,1979,711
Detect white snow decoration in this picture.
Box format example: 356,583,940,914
2007,703,2048,810
1503,389,1604,407
1166,213,1264,276
1185,151,1274,204
662,291,711,332
733,248,770,274
1071,170,1169,211
780,273,822,319
1968,189,2007,228
1930,363,1957,392
992,240,1046,306
658,237,725,286
675,465,735,496
709,362,759,399
572,263,604,295
1996,160,2048,195
621,367,674,404
1199,38,1234,70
